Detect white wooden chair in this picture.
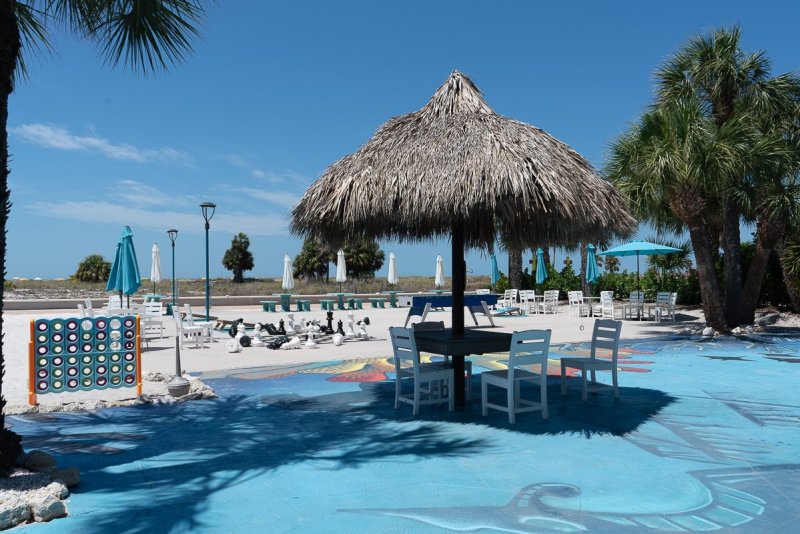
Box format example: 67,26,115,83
567,291,591,317
412,321,472,400
142,299,164,339
174,313,206,349
593,291,620,319
538,290,560,314
560,319,623,401
481,329,551,423
622,291,645,320
520,290,538,313
84,298,95,317
497,289,518,308
390,327,455,416
183,304,214,344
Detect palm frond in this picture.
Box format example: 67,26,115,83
13,1,51,82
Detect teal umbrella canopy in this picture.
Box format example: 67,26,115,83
490,254,500,285
598,240,680,293
586,244,599,284
106,226,142,298
535,248,548,285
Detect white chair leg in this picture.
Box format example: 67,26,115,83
514,381,521,409
507,385,515,424
581,370,588,402
481,379,488,416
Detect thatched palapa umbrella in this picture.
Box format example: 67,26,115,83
291,70,635,335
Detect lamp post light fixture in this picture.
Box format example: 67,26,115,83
200,202,216,321
167,229,178,312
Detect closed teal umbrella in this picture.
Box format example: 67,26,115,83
490,253,500,286
586,244,599,285
106,226,141,307
535,248,548,285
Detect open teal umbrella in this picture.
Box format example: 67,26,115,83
535,248,548,285
490,253,500,286
598,240,680,293
586,243,599,286
106,226,141,307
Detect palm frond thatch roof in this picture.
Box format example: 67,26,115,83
291,70,635,249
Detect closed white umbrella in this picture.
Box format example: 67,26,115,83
150,243,162,295
435,254,445,289
336,249,347,283
282,254,294,290
387,252,398,285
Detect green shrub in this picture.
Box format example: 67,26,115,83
74,254,111,282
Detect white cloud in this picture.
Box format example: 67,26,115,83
10,123,192,165
25,200,289,236
111,180,172,207
238,187,299,208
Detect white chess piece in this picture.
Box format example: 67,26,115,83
226,339,241,353
236,323,246,339
357,320,368,339
345,312,355,338
251,324,264,346
286,313,295,332
282,336,302,349
332,333,344,346
305,329,317,348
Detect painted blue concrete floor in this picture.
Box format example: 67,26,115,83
8,334,800,533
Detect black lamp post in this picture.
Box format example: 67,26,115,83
167,229,178,313
200,202,216,320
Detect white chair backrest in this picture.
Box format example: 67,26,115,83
670,292,678,306
521,290,537,302
107,295,122,308
600,292,613,305
389,327,421,375
77,303,86,317
629,291,644,304
84,298,94,311
174,313,184,335
144,300,162,317
590,319,622,363
503,289,518,302
508,329,551,381
544,290,559,302
655,292,671,305
183,304,196,325
600,290,614,300
567,291,584,305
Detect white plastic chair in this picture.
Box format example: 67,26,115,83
497,289,518,308
84,298,95,317
481,329,551,423
390,327,455,416
623,291,645,320
649,292,676,322
560,319,623,401
567,291,591,317
174,313,206,349
412,321,472,401
142,299,164,339
520,290,538,313
593,291,620,319
538,290,559,314
183,304,214,344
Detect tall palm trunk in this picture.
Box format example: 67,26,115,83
721,197,742,326
687,219,727,331
508,248,522,293
0,0,20,461
776,239,800,313
579,242,588,294
740,216,785,324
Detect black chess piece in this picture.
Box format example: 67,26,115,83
228,324,237,338
239,335,251,347
336,320,345,336
265,323,278,336
266,335,289,350
277,319,286,335
362,317,370,326
325,311,334,335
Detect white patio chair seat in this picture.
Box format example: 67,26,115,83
412,321,472,401
592,291,621,319
183,304,214,344
142,299,164,340
174,313,206,349
560,319,623,401
390,327,455,416
482,329,551,423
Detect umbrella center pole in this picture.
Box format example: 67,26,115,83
452,220,465,337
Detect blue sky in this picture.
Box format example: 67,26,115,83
7,1,800,280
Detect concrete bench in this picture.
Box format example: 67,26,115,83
347,298,364,310
368,298,387,308
319,299,337,311
259,300,278,312
294,300,311,312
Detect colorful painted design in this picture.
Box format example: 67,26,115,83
29,316,141,403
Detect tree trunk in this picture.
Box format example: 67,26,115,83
508,249,522,294
0,0,20,455
233,268,244,283
579,242,587,294
740,216,785,324
721,196,742,327
687,219,727,332
776,239,800,313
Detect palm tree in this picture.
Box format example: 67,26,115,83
655,26,800,326
607,100,748,331
778,231,800,312
646,238,693,276
0,1,208,462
